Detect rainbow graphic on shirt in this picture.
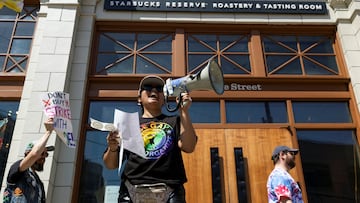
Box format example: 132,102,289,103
141,121,174,159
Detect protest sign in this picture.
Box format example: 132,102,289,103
40,91,76,148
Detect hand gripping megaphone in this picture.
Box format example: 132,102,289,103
164,59,224,112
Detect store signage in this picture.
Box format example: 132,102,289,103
104,0,327,14
224,83,263,91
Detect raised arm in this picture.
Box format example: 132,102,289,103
178,92,197,153
19,118,54,171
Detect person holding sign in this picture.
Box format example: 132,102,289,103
103,75,198,203
3,118,55,203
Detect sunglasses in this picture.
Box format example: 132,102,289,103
142,85,163,92
287,151,296,156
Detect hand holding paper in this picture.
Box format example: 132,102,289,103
90,110,146,159
91,110,146,177
106,130,121,151
90,118,121,149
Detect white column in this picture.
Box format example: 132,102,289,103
336,1,360,112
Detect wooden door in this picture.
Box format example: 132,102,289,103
182,129,227,203
183,128,299,203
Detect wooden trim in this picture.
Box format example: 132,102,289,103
348,82,360,144
194,123,289,129
87,75,351,99
0,76,25,99
220,99,226,124
71,87,91,203
88,89,351,99
24,0,39,5
174,28,185,76
250,30,266,76
294,123,356,129
192,123,356,129
288,128,308,203
96,22,336,34
333,31,348,77
88,29,100,75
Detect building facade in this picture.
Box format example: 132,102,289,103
1,0,360,202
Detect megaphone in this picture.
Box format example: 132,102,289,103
164,59,224,112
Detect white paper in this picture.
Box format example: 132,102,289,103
90,118,117,132
114,109,146,159
104,185,120,203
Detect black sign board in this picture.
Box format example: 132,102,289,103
104,0,327,14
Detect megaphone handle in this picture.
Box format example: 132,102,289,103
181,93,189,108
165,95,182,112
182,101,188,108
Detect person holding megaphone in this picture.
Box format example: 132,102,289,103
103,75,198,203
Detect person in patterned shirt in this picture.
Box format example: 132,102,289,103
267,145,303,203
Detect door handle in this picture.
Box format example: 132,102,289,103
210,147,223,203
234,147,248,203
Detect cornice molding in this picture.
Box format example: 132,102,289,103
329,0,352,9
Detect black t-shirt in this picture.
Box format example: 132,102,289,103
6,159,46,203
124,114,187,186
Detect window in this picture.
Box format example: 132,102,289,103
297,130,360,202
93,26,342,77
0,6,38,73
262,35,339,75
189,101,220,123
187,34,251,74
79,101,138,202
292,101,352,123
95,33,173,75
0,101,19,185
225,101,287,123
79,130,117,202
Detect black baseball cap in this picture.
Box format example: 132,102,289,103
25,140,55,153
271,145,298,160
138,75,165,95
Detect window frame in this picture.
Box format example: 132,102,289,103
0,5,39,74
